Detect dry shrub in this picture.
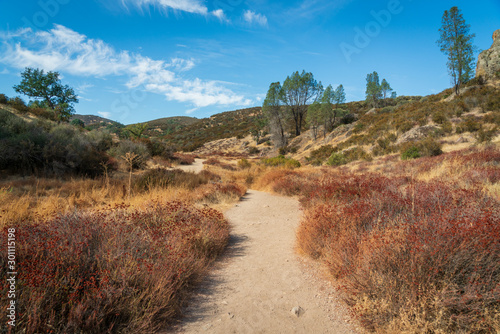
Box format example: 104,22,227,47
173,153,196,165
0,201,229,333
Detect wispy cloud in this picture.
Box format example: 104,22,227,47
0,25,252,108
243,10,268,26
285,0,353,20
121,0,226,19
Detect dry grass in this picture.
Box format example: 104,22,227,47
0,167,247,333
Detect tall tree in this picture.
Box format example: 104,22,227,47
365,71,382,108
263,82,287,148
437,6,476,95
333,84,346,108
306,102,322,141
280,70,322,136
13,67,78,121
380,79,393,99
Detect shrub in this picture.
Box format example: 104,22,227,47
71,118,85,128
136,168,209,190
432,110,447,124
238,158,252,169
8,97,29,113
109,140,150,169
327,152,347,166
248,146,260,155
0,201,229,333
173,153,195,165
262,155,301,168
401,146,421,160
475,127,497,143
0,93,8,104
140,138,174,159
307,145,336,164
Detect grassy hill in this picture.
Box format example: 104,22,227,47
131,116,199,137
162,107,263,151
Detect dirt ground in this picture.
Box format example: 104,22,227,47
165,190,360,334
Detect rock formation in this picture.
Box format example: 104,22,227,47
476,29,500,80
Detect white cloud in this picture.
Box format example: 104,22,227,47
123,0,208,15
98,111,112,118
243,10,268,26
211,9,227,22
0,25,251,109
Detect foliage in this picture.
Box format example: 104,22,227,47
401,146,421,160
365,71,383,108
70,118,85,128
261,155,301,168
400,138,443,160
437,7,476,95
380,78,393,100
280,70,323,136
108,140,150,170
238,158,252,169
0,110,114,177
263,147,500,333
135,168,209,190
13,67,78,121
0,201,229,333
263,82,287,148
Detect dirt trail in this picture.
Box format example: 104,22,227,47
166,190,359,334
176,159,205,173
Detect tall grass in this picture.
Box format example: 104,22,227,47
0,167,246,333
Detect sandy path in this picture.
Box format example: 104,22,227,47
166,190,359,334
176,159,205,173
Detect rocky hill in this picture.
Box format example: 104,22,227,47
477,29,500,82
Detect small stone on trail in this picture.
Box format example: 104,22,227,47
228,312,234,319
291,306,304,317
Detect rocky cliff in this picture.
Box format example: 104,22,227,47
476,29,500,80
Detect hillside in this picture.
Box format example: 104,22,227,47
132,116,199,137
162,106,263,152
190,84,500,162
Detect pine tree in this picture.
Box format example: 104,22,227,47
437,6,476,95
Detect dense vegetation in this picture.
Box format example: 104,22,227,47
259,146,500,333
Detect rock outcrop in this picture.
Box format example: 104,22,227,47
476,29,500,80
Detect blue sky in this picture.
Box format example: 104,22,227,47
0,0,499,124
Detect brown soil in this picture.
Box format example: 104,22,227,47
165,190,360,334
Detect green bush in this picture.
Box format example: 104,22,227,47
262,155,301,168
71,119,85,128
0,94,8,104
327,152,347,166
400,138,442,160
401,146,421,160
307,145,336,164
432,110,447,124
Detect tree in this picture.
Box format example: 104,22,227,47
380,79,393,99
333,84,346,108
437,6,476,95
320,85,336,134
263,82,287,148
13,68,78,121
280,70,323,136
365,71,382,108
125,123,148,139
391,91,397,99
306,102,322,140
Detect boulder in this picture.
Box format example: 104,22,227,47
476,29,500,80
396,125,440,145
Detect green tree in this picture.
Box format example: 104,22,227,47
365,71,382,108
13,67,78,121
333,84,346,108
125,123,148,139
320,85,336,134
437,6,476,95
263,82,287,148
380,79,393,99
306,102,322,140
280,70,322,136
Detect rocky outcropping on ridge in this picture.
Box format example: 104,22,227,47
476,29,500,80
